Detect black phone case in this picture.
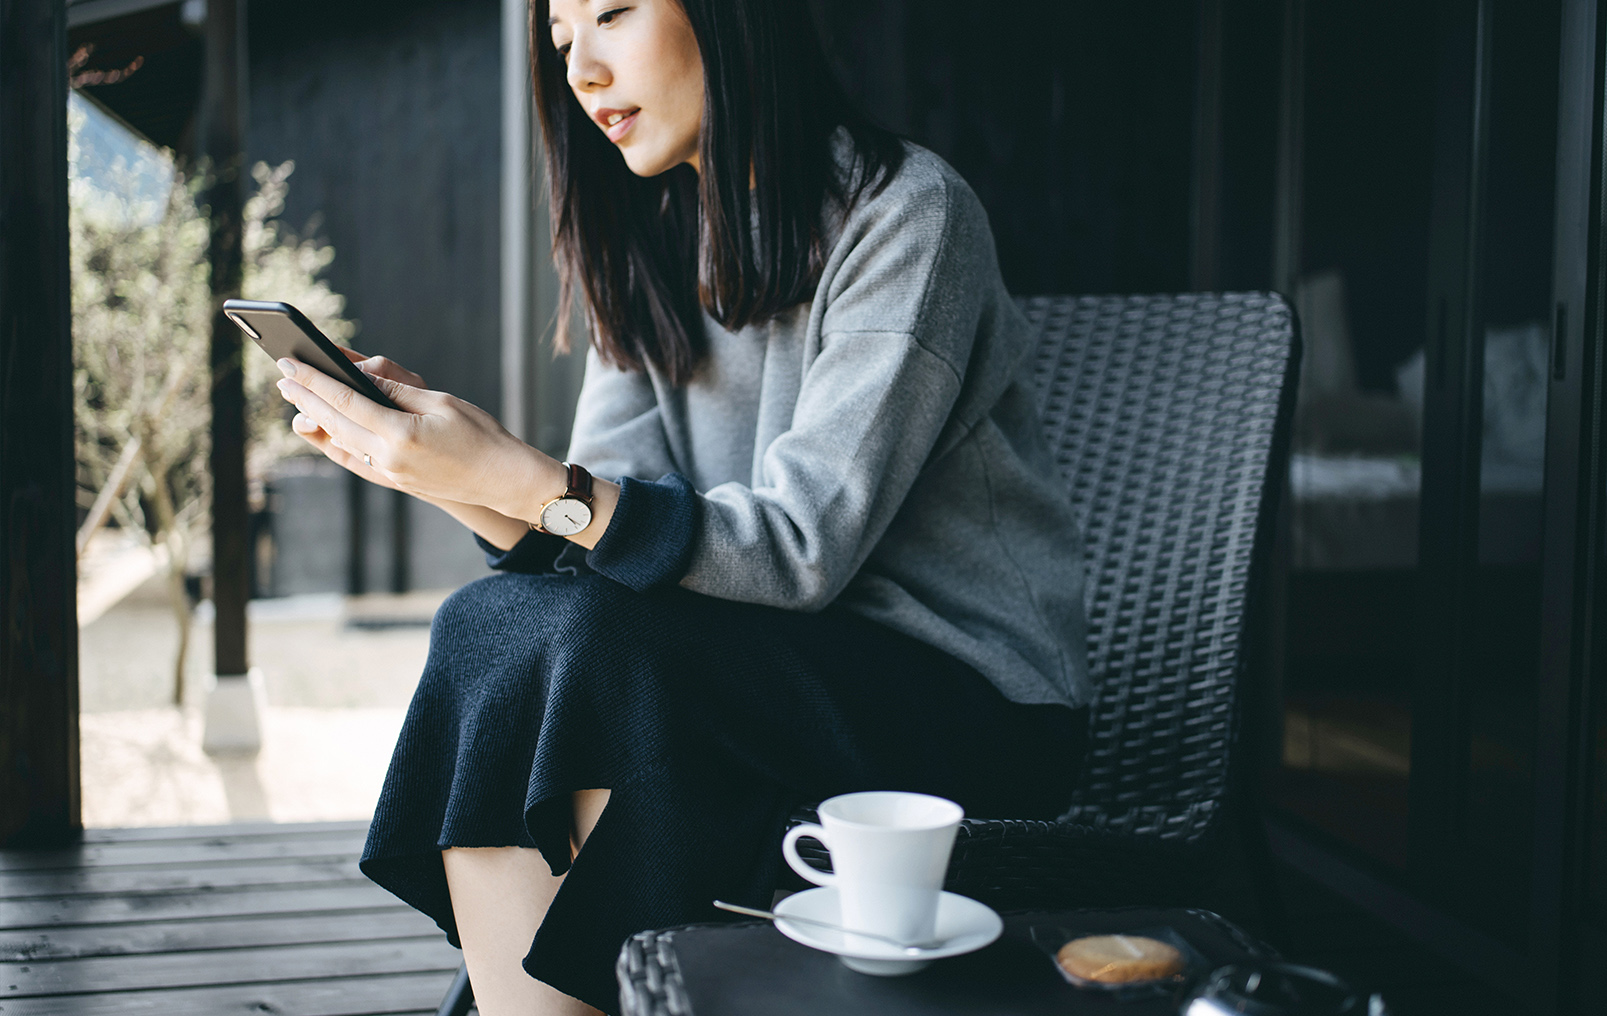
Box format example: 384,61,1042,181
222,299,399,411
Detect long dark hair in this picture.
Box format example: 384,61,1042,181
530,0,904,384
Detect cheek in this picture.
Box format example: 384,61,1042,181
651,20,703,136
667,53,703,142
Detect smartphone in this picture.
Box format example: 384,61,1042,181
222,299,399,411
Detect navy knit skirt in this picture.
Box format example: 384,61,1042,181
359,571,1087,1013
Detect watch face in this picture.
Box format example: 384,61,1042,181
541,497,592,537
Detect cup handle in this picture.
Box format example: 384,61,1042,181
782,823,836,887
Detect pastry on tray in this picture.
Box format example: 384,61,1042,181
1054,934,1186,984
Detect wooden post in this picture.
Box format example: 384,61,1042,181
347,472,366,595
0,0,81,846
390,489,409,594
200,0,262,751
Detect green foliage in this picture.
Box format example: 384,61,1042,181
71,165,213,546
71,102,355,552
70,97,355,696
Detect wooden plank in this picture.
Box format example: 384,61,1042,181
2,936,460,998
0,821,460,1014
0,883,401,930
0,970,455,1015
75,820,370,844
0,908,437,961
0,858,367,899
0,831,369,873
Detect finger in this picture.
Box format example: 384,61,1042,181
336,347,428,388
276,358,401,435
293,414,398,489
362,356,426,389
361,370,435,413
278,376,387,464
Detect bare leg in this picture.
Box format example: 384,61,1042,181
441,789,612,1016
442,846,578,1016
570,787,610,860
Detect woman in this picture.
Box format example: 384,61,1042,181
274,0,1091,1012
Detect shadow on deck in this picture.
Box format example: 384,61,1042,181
0,820,460,1015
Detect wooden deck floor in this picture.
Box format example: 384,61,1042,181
0,816,1507,1015
0,821,462,1015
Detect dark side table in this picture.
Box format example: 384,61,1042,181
616,907,1275,1016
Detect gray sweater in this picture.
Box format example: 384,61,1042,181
557,137,1089,709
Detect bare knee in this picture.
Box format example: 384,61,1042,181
570,788,611,860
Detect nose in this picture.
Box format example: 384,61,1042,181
565,34,609,93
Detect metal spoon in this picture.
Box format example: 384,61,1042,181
712,900,945,953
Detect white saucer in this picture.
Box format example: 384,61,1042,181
771,887,1003,976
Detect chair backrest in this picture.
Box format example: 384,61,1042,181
1018,293,1299,844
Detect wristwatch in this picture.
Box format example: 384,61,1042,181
532,462,594,537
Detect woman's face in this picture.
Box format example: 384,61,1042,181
548,0,705,177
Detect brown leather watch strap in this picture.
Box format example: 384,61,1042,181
565,462,593,502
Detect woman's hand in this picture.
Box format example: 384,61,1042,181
277,350,556,521
340,346,427,389
287,349,425,493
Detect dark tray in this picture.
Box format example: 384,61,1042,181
619,906,1274,1016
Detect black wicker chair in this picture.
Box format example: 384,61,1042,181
790,292,1301,914
442,291,1300,1016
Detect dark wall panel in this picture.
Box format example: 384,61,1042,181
248,0,502,415
814,0,1200,297
1300,2,1437,391
1216,0,1283,292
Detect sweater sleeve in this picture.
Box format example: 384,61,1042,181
678,169,1002,611
564,346,679,483
473,472,698,588
475,528,568,573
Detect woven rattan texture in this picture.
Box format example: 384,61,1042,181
790,293,1296,908
1021,293,1294,842
617,925,698,1016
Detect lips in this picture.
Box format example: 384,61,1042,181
594,107,640,143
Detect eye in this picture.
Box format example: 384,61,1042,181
597,6,628,25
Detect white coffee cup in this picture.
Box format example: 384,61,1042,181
781,791,963,944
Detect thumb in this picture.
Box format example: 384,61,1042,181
365,371,433,414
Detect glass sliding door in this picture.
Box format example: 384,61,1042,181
1449,0,1560,943
1271,1,1438,871
1267,0,1604,1004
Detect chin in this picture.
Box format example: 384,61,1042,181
615,130,700,178
620,149,680,178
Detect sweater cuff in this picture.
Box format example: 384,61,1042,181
475,528,568,573
585,472,700,592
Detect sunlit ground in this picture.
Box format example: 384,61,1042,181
78,531,445,827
